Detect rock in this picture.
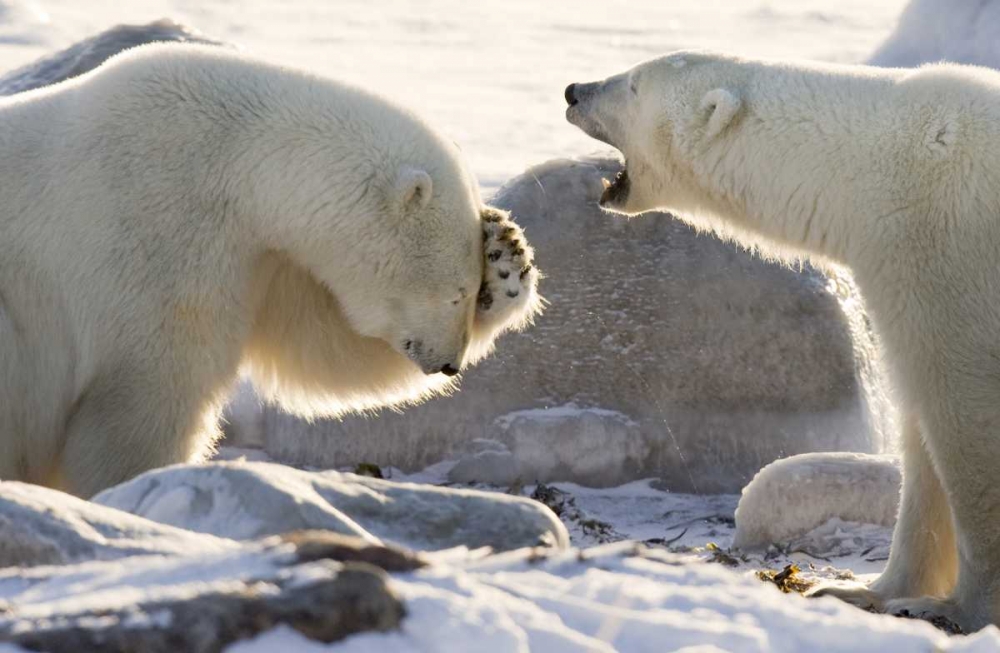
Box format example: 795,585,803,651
0,18,229,96
448,448,520,486
447,405,647,487
93,461,569,552
252,157,894,493
279,530,426,572
0,533,405,653
0,481,235,567
733,452,901,550
867,0,1000,68
221,382,266,449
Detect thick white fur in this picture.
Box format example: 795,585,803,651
0,44,539,498
567,50,1000,631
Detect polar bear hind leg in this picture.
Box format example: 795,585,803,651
57,365,225,498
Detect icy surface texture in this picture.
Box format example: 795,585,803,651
734,453,901,550
93,461,569,552
0,480,235,567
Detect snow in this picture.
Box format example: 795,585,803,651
495,404,639,427
230,543,1000,653
0,455,997,651
0,480,236,567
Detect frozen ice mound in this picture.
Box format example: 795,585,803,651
93,460,569,552
448,404,646,487
0,480,235,566
733,452,901,550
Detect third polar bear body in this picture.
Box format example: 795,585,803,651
566,52,1000,630
0,44,539,497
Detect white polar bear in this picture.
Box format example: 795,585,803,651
566,51,1000,632
0,44,540,498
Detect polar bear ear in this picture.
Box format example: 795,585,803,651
395,167,434,212
699,88,741,139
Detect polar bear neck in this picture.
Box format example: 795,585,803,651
682,64,913,269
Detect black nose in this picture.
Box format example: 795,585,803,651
439,364,460,377
564,83,578,106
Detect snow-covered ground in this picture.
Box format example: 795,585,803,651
3,458,999,652
4,0,1000,650
235,544,1000,653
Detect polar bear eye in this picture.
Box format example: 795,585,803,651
629,74,639,95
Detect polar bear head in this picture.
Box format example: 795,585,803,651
330,154,485,378
565,51,748,218
243,81,489,378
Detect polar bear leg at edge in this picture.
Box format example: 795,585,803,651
901,391,1000,630
55,364,229,499
809,415,958,610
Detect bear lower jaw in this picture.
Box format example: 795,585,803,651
565,107,616,148
599,167,630,208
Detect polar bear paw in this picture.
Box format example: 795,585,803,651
477,207,539,331
885,596,982,635
807,582,887,612
809,584,981,634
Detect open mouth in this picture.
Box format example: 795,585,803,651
599,165,630,208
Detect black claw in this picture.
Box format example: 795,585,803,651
520,265,532,280
498,226,516,241
512,248,525,257
482,209,503,223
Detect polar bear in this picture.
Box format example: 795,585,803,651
0,43,540,498
566,51,1000,631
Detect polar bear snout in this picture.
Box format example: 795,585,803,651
564,83,579,107
564,81,600,107
403,337,467,377
563,79,623,150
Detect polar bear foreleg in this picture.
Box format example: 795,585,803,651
810,415,957,608
883,402,1000,631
